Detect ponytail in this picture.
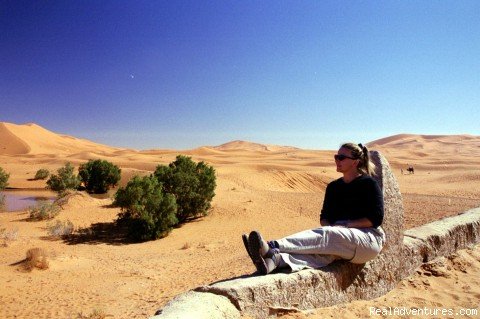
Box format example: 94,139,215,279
340,142,377,176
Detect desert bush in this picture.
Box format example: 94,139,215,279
1,227,19,247
47,220,74,237
153,155,216,222
34,168,50,180
24,247,49,271
76,309,107,319
180,242,191,250
114,175,177,241
76,226,95,239
78,159,121,194
0,167,9,190
28,201,61,221
46,162,81,195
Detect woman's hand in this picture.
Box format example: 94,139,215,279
333,220,349,228
320,219,331,227
334,218,374,228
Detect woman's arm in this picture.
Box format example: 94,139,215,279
320,183,335,226
364,177,384,228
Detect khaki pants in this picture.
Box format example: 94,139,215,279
275,226,385,272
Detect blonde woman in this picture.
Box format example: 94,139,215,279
243,143,385,275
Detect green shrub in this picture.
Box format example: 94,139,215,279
34,169,50,180
78,159,121,194
46,163,81,195
114,175,177,241
28,201,61,221
0,167,9,190
153,155,216,222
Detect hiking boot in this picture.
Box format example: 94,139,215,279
249,231,276,275
253,248,281,275
264,249,281,274
248,231,270,257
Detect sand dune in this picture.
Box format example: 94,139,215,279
368,134,480,161
214,140,300,152
368,133,480,148
0,122,121,156
1,123,480,318
0,123,31,155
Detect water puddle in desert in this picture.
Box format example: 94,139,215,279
0,190,56,212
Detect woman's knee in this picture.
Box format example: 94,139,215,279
349,241,383,264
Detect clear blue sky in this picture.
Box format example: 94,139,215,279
1,1,479,150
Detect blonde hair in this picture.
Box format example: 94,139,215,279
340,142,376,176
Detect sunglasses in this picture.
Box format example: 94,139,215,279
334,154,357,161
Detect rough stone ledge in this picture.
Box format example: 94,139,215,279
401,207,480,278
151,290,241,319
404,208,480,260
150,207,480,319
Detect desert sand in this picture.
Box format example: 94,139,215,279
0,122,479,319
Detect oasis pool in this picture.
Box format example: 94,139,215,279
0,190,56,212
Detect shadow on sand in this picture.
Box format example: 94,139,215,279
62,222,134,246
203,260,366,288
59,215,207,246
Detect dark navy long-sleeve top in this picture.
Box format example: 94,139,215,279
320,175,384,228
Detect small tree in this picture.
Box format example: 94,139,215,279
153,155,216,223
46,163,81,195
0,167,9,190
78,159,121,194
114,175,177,241
34,169,50,180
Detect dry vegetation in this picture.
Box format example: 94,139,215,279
0,227,18,247
28,201,61,221
47,220,75,238
76,309,108,319
23,247,49,271
180,242,191,250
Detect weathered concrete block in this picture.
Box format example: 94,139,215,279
399,236,426,279
404,208,480,262
149,291,240,319
370,151,404,250
196,256,402,318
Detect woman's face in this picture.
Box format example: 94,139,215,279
334,147,358,174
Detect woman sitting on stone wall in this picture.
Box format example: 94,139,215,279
243,143,386,275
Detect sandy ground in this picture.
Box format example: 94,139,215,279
1,122,480,319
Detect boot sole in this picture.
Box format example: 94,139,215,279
248,231,268,275
242,234,253,260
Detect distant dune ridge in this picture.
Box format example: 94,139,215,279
213,140,300,152
367,133,480,155
2,122,480,156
